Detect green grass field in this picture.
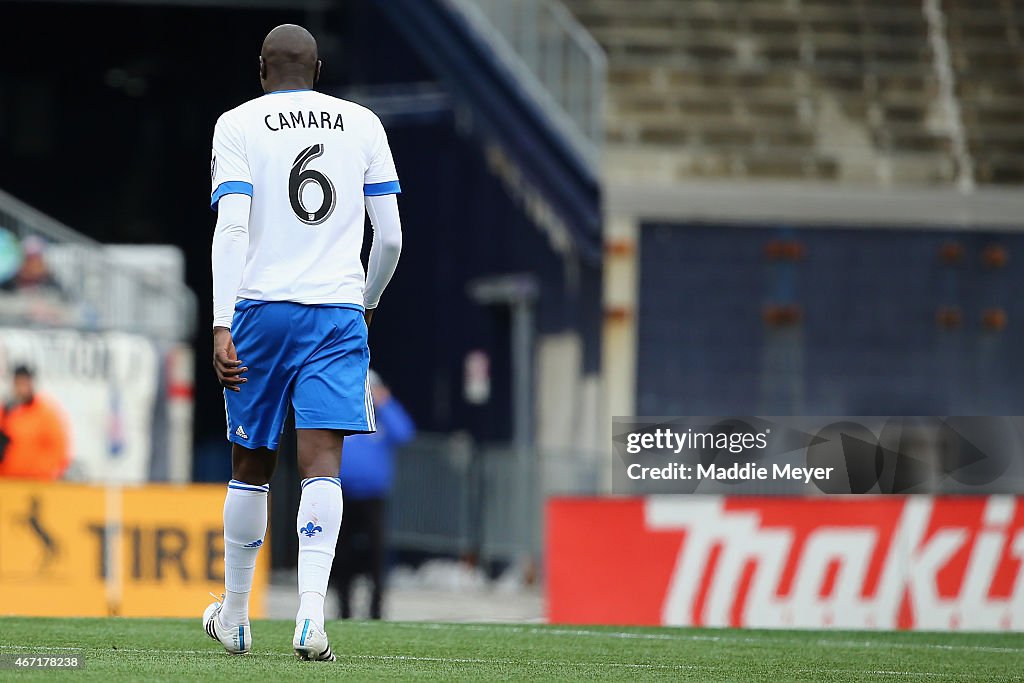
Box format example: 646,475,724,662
1,617,1022,682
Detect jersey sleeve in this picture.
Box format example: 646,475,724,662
210,113,253,210
363,114,401,196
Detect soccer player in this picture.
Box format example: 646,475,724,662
202,24,403,661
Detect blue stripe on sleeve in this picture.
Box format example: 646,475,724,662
211,181,254,210
363,180,402,196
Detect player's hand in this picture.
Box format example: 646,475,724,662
364,308,375,328
213,326,248,392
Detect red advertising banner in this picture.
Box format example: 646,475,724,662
546,496,1024,630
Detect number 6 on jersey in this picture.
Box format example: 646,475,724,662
289,143,336,225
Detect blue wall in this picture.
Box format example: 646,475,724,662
369,118,601,441
637,222,1022,416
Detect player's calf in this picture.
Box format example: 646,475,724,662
294,476,343,635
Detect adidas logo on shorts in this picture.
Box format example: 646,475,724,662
235,425,248,440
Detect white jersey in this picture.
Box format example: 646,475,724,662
210,89,400,307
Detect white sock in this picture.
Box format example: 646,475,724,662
296,477,343,628
221,479,269,625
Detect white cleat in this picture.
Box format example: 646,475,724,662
202,595,251,655
293,619,335,661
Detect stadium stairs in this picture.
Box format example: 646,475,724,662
371,0,602,264
564,0,1024,188
944,0,1024,184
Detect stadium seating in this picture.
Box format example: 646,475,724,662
563,0,1023,186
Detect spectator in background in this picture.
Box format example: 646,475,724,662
0,365,70,480
0,235,70,326
2,235,63,296
331,369,415,619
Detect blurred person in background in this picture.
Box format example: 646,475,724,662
0,365,71,480
2,235,63,296
0,235,70,326
331,369,415,619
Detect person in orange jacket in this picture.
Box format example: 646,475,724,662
0,365,70,480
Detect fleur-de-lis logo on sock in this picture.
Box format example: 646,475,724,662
300,521,323,537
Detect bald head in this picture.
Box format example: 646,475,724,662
259,24,320,92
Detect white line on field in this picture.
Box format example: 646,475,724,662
339,655,700,671
364,622,1024,655
816,637,1023,655
865,672,944,679
794,669,947,679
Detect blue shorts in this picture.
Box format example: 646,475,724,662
224,299,374,450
